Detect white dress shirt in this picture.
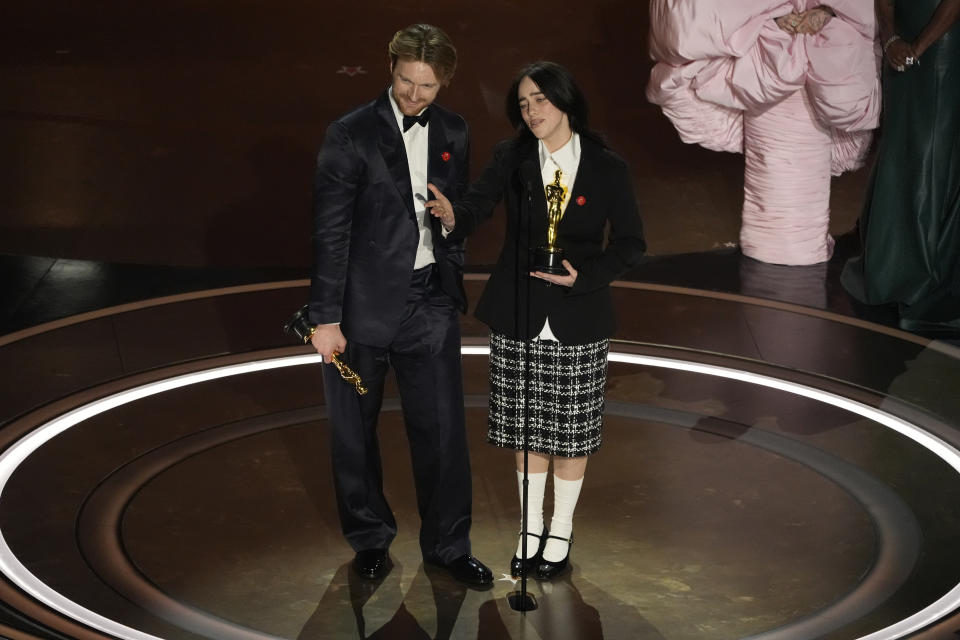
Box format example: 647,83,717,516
535,132,581,341
389,88,436,269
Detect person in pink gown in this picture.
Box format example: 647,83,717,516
647,1,882,266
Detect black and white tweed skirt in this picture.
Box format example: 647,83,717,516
487,331,609,457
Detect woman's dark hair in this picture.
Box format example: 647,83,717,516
505,61,603,145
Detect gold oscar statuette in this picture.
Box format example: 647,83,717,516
329,352,368,396
533,169,570,275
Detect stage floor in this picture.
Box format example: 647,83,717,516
2,258,960,640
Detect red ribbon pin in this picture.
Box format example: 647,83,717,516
576,195,586,206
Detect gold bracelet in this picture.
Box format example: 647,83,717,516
304,324,318,344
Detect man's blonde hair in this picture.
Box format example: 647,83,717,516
388,24,457,86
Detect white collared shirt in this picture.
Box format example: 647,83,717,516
389,88,435,269
538,132,581,214
535,132,581,341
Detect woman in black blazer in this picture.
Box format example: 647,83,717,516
426,61,645,580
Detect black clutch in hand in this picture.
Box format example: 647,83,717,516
283,305,368,396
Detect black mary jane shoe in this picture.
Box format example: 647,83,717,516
510,530,548,578
535,533,573,580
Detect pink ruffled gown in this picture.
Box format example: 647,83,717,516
647,1,881,265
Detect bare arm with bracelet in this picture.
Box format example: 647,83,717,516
880,0,960,70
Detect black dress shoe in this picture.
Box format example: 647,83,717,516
435,554,493,587
510,530,548,578
536,533,573,580
353,548,390,580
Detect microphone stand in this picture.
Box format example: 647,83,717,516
508,170,537,613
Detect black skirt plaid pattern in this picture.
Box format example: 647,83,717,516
487,331,609,457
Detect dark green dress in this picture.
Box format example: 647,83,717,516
841,0,960,330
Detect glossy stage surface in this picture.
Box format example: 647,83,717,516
2,251,960,640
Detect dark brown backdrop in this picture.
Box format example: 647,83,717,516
0,1,872,268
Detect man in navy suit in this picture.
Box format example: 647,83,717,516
307,23,492,586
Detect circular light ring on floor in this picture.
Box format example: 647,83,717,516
0,348,958,640
76,399,920,640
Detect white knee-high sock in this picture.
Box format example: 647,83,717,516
543,474,583,562
516,471,547,558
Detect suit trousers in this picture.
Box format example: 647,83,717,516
323,264,473,564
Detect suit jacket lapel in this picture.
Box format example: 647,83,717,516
427,113,451,195
375,92,415,217
427,107,470,237
565,136,594,215
519,151,545,228
569,135,597,193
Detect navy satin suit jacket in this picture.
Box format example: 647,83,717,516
308,90,469,347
